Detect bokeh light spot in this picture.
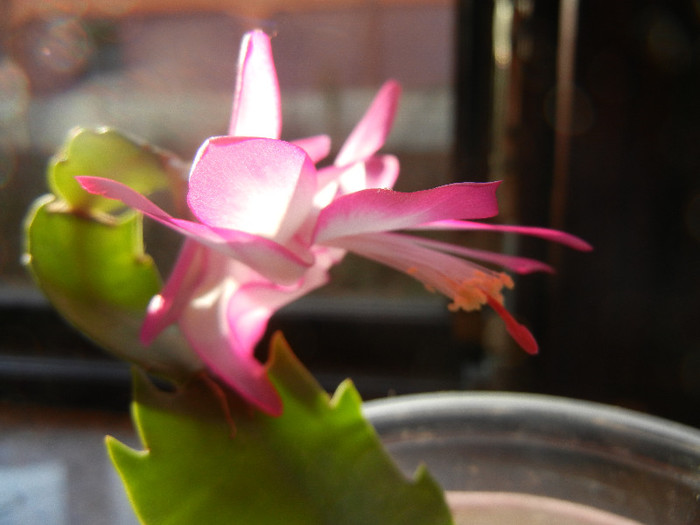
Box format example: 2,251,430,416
34,17,93,75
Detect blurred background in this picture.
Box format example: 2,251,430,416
2,1,699,521
1,0,699,429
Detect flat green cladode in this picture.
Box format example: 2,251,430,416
108,334,452,525
24,127,201,382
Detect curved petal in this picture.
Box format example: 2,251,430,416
334,80,402,167
335,154,400,198
76,175,312,284
330,232,502,305
334,162,368,195
141,240,207,344
228,30,281,139
226,250,333,355
411,236,554,274
177,273,283,416
313,154,400,210
175,247,334,416
332,231,537,354
187,137,317,244
313,165,343,209
314,182,501,243
414,219,593,251
364,154,400,190
292,134,332,164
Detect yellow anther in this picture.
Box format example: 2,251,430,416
448,271,513,312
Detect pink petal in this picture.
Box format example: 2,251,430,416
416,219,593,251
313,164,345,209
411,236,554,274
141,240,207,344
292,135,332,163
332,231,538,354
334,80,402,167
313,155,400,209
314,182,500,243
187,137,317,244
331,231,501,302
77,174,182,224
226,252,333,355
174,220,314,283
333,163,370,195
228,30,281,139
175,248,334,416
76,175,311,284
176,276,283,416
330,155,401,200
364,154,400,190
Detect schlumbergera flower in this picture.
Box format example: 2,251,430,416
77,30,590,416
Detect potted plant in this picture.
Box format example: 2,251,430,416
366,392,700,524
24,29,697,524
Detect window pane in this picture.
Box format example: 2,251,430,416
1,2,467,403
2,2,456,302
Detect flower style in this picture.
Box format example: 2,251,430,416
77,30,590,416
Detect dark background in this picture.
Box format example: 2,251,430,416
470,0,700,426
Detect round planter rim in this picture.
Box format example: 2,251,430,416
362,391,700,448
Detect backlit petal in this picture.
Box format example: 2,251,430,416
187,137,316,244
76,175,311,284
334,80,402,167
141,240,207,344
331,232,536,353
412,236,554,274
314,154,400,210
314,182,500,243
228,30,281,139
177,272,283,416
415,219,593,251
226,251,333,355
292,135,332,164
334,154,400,199
364,154,400,190
330,232,499,306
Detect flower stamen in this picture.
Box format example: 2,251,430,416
447,271,514,312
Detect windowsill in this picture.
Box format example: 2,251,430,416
1,284,471,411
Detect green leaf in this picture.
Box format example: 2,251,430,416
107,334,454,525
27,197,156,311
48,127,183,215
24,197,200,380
23,127,201,381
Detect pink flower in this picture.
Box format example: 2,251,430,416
77,30,590,415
